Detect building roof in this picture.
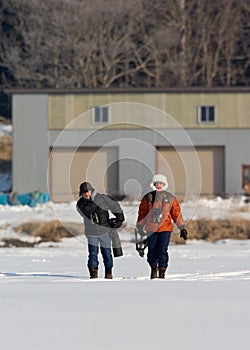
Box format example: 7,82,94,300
5,86,250,95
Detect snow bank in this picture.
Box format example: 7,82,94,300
0,124,12,137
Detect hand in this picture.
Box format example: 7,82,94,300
180,229,188,240
109,218,117,228
136,225,145,237
109,218,122,229
114,220,122,229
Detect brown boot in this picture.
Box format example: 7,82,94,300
158,267,166,279
105,268,113,279
150,266,158,279
89,267,98,279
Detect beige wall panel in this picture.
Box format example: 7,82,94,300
50,147,118,202
157,148,187,195
48,95,72,129
49,93,250,130
48,93,167,129
157,147,224,196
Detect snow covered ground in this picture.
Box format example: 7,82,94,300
0,198,250,350
0,123,12,137
0,239,250,350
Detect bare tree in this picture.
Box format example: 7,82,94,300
1,0,250,92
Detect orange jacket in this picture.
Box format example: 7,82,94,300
137,191,185,233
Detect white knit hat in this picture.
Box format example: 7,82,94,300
150,174,168,191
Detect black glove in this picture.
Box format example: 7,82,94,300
180,229,188,240
109,218,122,229
114,220,122,229
136,225,145,237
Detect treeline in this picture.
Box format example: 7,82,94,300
1,0,250,116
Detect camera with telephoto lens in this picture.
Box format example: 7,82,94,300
108,218,123,257
91,212,99,224
152,208,162,223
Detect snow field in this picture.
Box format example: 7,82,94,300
1,239,250,350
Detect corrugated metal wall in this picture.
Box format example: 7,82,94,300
11,92,250,199
12,94,49,193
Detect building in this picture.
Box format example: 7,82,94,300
6,87,250,202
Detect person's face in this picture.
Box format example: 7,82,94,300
154,181,164,191
83,190,92,199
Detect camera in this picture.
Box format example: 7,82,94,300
152,208,162,223
111,230,123,257
108,218,117,228
108,219,123,257
91,212,99,224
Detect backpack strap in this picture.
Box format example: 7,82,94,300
163,191,174,204
146,191,156,206
146,191,174,207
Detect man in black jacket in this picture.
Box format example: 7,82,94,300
76,182,124,279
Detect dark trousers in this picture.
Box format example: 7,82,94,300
147,231,171,268
87,233,113,270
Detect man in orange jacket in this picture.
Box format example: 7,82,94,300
136,174,188,279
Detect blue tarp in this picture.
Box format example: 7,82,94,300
0,191,50,207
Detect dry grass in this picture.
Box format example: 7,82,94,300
1,238,36,248
186,219,250,242
1,218,249,248
0,135,12,161
170,234,187,245
169,219,250,244
14,220,83,243
0,135,12,173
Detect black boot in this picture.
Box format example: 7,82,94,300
150,266,158,279
158,267,166,279
105,268,113,279
89,267,98,279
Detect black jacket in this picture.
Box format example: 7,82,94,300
76,191,124,236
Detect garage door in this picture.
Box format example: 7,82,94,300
49,147,118,202
157,147,225,196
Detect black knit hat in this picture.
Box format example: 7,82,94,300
79,182,94,196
